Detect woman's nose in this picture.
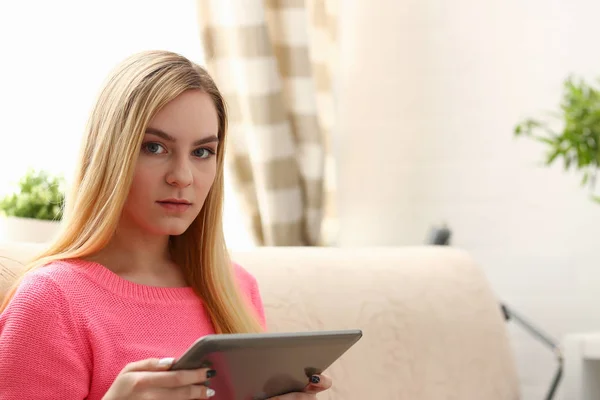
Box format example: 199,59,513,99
165,157,193,187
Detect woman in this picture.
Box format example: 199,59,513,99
0,50,332,399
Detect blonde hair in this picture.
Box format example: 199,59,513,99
0,50,263,334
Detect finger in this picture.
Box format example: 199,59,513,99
145,368,216,388
122,357,176,373
303,374,332,394
167,384,216,399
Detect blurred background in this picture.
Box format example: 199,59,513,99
2,0,600,398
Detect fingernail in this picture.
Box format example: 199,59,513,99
207,369,217,378
310,375,320,384
206,388,216,397
157,357,174,367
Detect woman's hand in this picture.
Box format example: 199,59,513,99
102,357,216,399
268,374,332,399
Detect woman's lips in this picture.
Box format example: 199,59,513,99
157,201,192,213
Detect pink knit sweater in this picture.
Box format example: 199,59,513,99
0,259,266,399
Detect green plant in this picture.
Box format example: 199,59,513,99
0,168,65,221
515,75,600,201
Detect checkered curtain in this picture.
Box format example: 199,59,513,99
196,0,338,246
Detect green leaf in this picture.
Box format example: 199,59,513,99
515,74,600,201
564,156,572,170
0,169,65,221
582,171,590,186
546,148,562,165
515,125,522,135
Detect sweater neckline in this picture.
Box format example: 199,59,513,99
67,259,199,303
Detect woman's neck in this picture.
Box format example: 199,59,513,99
84,227,188,288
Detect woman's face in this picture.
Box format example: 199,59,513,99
120,89,220,236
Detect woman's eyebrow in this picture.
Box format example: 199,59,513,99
145,127,219,146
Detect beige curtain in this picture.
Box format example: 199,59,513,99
196,0,338,246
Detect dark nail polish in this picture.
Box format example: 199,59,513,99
310,375,320,384
207,369,217,378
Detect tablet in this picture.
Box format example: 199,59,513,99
170,329,363,400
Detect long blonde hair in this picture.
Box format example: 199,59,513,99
0,50,263,334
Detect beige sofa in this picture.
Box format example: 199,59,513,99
0,241,520,399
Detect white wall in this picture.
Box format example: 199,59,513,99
336,0,600,398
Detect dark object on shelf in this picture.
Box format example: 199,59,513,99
426,223,451,245
425,224,563,400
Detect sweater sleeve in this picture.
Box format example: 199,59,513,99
233,263,268,331
0,272,91,399
249,275,267,331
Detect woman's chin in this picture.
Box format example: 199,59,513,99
150,222,194,237
165,227,192,237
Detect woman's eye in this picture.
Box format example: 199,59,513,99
193,148,215,159
143,142,166,154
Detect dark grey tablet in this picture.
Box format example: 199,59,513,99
169,329,363,400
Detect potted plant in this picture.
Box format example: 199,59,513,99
0,168,65,243
514,75,600,201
